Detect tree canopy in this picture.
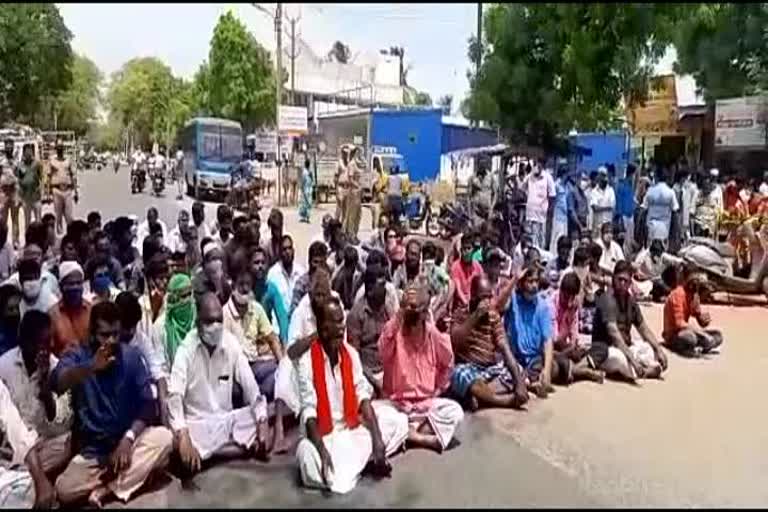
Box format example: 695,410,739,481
0,3,74,124
673,3,768,101
328,41,352,64
205,11,277,131
55,54,103,135
465,4,683,150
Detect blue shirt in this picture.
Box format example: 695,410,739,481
255,279,289,344
553,178,568,222
566,182,589,232
504,291,553,368
616,178,635,218
50,343,154,462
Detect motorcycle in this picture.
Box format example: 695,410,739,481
680,221,768,301
131,162,146,194
435,199,474,240
402,192,440,237
150,164,165,196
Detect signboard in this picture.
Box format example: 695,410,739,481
246,131,277,154
715,96,768,148
627,74,679,137
278,105,308,134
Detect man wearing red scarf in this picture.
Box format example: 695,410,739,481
295,300,408,494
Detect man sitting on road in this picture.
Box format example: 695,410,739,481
290,241,330,315
550,272,605,384
0,311,74,487
379,285,464,453
51,302,173,508
168,293,270,479
662,266,724,357
250,247,289,344
223,270,290,453
588,260,668,383
347,266,393,397
295,299,407,494
450,274,529,410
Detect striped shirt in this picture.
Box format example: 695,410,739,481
454,310,505,367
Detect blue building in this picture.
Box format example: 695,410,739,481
568,131,631,173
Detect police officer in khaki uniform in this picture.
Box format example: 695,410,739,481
0,139,21,248
48,141,78,234
334,146,350,222
343,146,362,242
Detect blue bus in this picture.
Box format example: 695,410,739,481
178,117,243,198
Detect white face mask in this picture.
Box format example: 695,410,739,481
200,322,224,348
22,279,42,300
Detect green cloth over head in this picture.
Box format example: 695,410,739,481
165,273,195,365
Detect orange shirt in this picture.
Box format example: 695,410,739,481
662,286,697,340
49,300,92,356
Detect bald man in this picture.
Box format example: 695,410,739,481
168,293,270,477
379,285,464,453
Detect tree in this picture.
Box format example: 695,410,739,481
54,54,103,135
404,88,432,106
328,41,351,64
465,4,682,151
107,57,180,149
206,11,277,131
437,94,453,115
674,4,768,101
0,3,73,124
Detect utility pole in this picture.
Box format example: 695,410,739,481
275,2,284,206
476,3,483,75
285,12,301,106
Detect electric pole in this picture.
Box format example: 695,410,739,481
476,3,483,75
274,2,284,206
285,12,301,106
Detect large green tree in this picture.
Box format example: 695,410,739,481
465,4,682,151
54,54,103,134
206,11,277,131
107,57,186,149
0,3,73,123
674,3,768,101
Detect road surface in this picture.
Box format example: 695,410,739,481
26,168,768,506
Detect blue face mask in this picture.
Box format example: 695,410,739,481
92,275,112,295
62,286,83,307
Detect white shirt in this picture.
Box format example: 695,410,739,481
136,220,169,255
0,378,38,466
266,261,305,309
0,348,72,440
760,182,768,197
589,185,616,231
167,328,267,432
129,328,165,383
148,311,175,381
287,291,342,347
166,226,188,254
295,341,372,433
596,238,625,274
194,222,212,242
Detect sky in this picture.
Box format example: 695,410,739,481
57,3,478,110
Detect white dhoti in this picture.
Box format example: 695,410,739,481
0,468,34,509
296,401,408,494
274,356,300,415
187,405,264,461
601,341,660,378
392,397,464,451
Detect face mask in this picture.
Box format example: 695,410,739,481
232,289,252,306
579,179,589,190
22,279,42,300
200,322,224,348
92,275,112,295
62,286,83,307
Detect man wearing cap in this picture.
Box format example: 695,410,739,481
48,261,92,356
590,166,616,237
48,142,78,235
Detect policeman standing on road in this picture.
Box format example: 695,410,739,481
48,140,78,235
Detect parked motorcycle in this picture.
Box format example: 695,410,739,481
435,200,474,240
680,222,768,300
402,193,440,237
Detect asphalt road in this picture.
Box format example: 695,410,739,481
31,168,768,507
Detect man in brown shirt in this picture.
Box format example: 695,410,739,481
449,274,528,410
346,265,392,396
48,142,78,234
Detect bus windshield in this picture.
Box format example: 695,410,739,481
198,123,242,163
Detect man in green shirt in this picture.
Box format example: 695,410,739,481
15,144,43,226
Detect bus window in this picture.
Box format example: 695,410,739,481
221,126,242,163
201,128,220,160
